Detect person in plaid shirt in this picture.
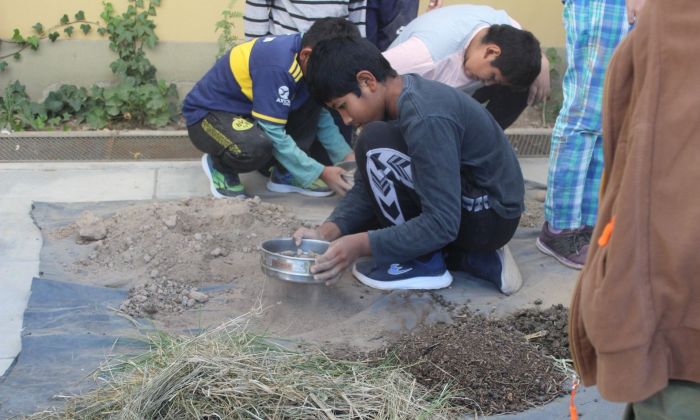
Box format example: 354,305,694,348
537,0,633,269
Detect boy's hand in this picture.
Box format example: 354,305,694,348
626,0,647,24
427,0,442,11
528,53,551,105
321,166,353,196
310,233,370,286
292,222,342,246
292,227,322,246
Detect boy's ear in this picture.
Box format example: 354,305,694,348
299,46,313,62
483,44,502,61
356,70,378,90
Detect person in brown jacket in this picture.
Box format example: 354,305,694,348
569,0,700,417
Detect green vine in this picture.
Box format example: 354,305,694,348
0,11,99,71
0,0,178,130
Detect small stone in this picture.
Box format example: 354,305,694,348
142,303,158,315
188,290,209,303
185,298,195,308
76,211,107,241
210,247,223,257
134,295,148,303
150,269,159,278
252,196,262,204
194,233,203,241
534,298,543,305
144,254,152,263
163,215,177,228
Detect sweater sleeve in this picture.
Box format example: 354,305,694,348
368,115,464,263
244,0,272,39
325,162,377,235
315,108,352,164
258,121,324,187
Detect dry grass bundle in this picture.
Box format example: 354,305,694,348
29,316,458,419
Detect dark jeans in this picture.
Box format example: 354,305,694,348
187,99,330,175
355,121,519,253
366,0,418,51
472,84,529,129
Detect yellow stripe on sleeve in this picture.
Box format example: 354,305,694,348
288,55,300,75
230,39,257,101
252,111,287,125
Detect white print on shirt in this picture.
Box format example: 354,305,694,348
276,85,291,106
367,148,414,225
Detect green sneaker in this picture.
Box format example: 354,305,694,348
266,167,333,197
201,154,245,198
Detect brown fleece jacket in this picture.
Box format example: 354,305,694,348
569,0,700,403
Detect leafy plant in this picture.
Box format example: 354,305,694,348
0,11,98,71
99,0,159,82
95,0,179,127
537,47,565,127
215,0,243,58
0,81,34,130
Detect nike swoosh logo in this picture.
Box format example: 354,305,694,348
388,264,412,275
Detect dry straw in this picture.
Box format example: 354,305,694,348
29,314,458,419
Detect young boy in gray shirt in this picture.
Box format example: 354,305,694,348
293,37,524,294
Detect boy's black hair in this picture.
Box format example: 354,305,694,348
482,24,541,89
301,17,361,48
307,37,397,104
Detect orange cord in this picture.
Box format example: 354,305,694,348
597,216,616,247
569,375,580,420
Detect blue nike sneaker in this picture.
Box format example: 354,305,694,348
448,245,522,295
352,252,453,290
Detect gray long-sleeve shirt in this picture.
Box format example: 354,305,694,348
327,74,524,263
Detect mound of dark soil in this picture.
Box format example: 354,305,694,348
391,312,566,415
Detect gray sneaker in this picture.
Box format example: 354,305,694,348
536,222,590,269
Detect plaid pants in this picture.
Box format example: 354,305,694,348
545,0,629,230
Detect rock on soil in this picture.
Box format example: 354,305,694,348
76,210,107,241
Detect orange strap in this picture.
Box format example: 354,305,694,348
597,216,616,247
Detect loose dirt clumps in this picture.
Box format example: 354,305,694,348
391,311,566,415
501,304,571,360
119,278,210,318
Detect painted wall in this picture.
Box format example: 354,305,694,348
1,1,564,44
0,0,239,42
1,1,565,99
